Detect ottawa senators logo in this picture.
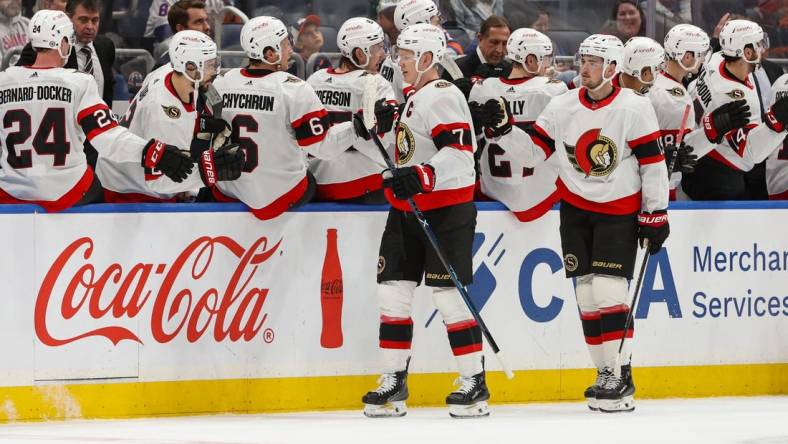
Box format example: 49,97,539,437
395,122,416,165
161,105,181,119
726,89,745,100
667,87,685,97
564,129,618,177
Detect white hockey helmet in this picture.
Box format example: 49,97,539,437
664,23,710,71
169,30,219,82
394,0,439,31
396,23,446,84
577,34,624,90
338,17,385,69
241,16,289,64
621,37,665,85
29,10,74,59
719,19,767,64
507,28,553,74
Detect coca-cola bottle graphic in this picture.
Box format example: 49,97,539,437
320,228,343,348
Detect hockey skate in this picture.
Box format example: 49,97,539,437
585,367,613,411
362,365,409,418
446,371,490,418
596,364,635,413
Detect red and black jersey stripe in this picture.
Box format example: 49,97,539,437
629,131,663,166
528,123,556,158
431,122,473,152
78,104,118,141
292,109,330,147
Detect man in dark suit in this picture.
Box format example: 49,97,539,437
442,15,512,98
17,0,115,106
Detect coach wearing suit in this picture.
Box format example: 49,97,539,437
17,0,115,106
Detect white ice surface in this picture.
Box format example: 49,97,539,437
0,396,786,444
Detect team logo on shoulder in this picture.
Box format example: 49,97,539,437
564,128,618,177
283,75,302,84
435,80,452,88
377,256,386,274
395,122,416,165
667,87,685,97
564,254,578,272
548,79,563,84
726,89,745,100
161,105,181,119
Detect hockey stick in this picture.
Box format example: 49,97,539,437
363,75,514,379
613,104,691,377
439,54,464,81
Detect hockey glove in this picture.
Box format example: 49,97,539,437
481,98,513,138
197,115,230,134
767,96,788,131
637,210,670,255
453,77,474,100
374,98,398,134
198,143,244,187
142,139,193,183
702,100,751,143
382,164,436,199
663,143,698,174
352,112,371,140
468,101,485,136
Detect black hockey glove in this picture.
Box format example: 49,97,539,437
198,143,244,187
663,143,698,174
197,115,230,134
468,101,485,136
374,98,397,134
453,77,474,100
702,100,751,143
767,96,788,130
479,98,513,138
142,139,193,183
352,112,371,140
382,164,435,199
637,210,670,255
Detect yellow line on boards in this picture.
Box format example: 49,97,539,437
0,363,785,422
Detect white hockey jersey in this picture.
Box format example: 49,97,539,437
389,78,476,211
380,56,410,103
211,68,359,220
97,71,208,201
0,66,150,211
468,75,567,221
691,55,787,172
766,73,788,199
306,68,395,200
519,86,668,214
141,63,172,90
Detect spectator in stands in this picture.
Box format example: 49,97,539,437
0,0,29,68
377,0,399,50
444,15,511,95
152,0,210,68
446,0,503,39
292,14,332,73
33,0,66,12
600,0,645,42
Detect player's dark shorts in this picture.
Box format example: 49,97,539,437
559,200,638,279
377,202,476,287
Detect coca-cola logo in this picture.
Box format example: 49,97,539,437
321,279,343,296
35,235,281,347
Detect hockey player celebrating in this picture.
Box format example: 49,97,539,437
478,34,668,412
307,17,396,204
211,16,367,220
99,30,244,202
468,27,565,221
767,75,788,199
0,10,192,211
683,19,788,200
361,23,487,419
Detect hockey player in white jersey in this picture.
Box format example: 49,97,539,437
683,19,788,200
361,23,487,419
478,34,668,412
307,18,396,204
766,75,788,199
0,10,193,211
99,30,243,202
468,28,565,221
211,16,366,220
